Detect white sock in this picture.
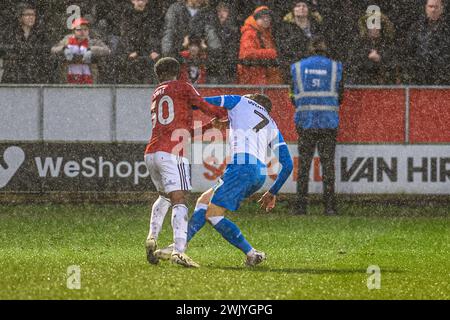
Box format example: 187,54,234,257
171,204,189,253
147,196,171,240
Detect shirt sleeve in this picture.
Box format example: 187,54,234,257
187,84,227,118
204,95,242,110
268,132,293,195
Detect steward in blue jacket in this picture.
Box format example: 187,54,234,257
289,35,344,215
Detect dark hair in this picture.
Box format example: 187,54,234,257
154,57,180,82
216,1,231,11
188,35,203,47
244,93,272,112
16,2,36,19
291,0,312,10
307,35,328,56
424,0,445,7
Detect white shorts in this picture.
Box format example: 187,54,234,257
145,151,192,194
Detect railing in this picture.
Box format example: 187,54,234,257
0,84,449,195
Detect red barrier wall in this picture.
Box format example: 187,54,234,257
338,89,405,143
409,89,450,143
195,87,450,144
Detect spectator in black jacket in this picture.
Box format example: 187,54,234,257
0,3,50,83
320,0,363,65
161,0,211,58
117,0,161,84
191,1,239,83
347,12,398,84
94,0,130,83
405,0,450,84
277,1,324,82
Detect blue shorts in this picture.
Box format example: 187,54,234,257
211,154,266,211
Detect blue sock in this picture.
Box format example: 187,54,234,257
212,218,252,254
187,204,208,242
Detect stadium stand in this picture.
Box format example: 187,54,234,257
0,0,449,85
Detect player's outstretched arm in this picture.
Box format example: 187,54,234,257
259,133,293,211
187,83,228,119
191,97,227,119
204,95,242,110
269,142,293,195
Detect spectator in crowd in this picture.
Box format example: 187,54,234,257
51,18,110,84
179,36,208,84
290,36,343,215
320,0,363,66
0,0,16,32
231,0,290,31
96,0,144,45
117,0,160,84
347,11,398,84
237,6,283,85
39,0,99,44
0,0,448,86
277,1,324,82
161,0,211,58
95,0,130,52
282,0,323,24
0,3,50,84
405,0,450,85
192,1,239,84
93,0,130,84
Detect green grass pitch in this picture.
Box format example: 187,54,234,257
0,201,449,300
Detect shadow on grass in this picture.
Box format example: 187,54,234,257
206,265,404,275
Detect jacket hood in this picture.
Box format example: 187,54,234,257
358,12,395,41
283,11,323,24
241,6,272,34
241,15,258,33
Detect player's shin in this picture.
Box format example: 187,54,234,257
208,216,253,255
187,203,208,242
171,204,189,253
147,195,171,241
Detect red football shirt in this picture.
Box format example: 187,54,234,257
145,80,225,156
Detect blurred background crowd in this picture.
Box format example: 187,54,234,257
0,0,449,85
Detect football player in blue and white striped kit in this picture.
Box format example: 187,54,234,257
155,93,293,267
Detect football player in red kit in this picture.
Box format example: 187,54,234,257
144,57,225,268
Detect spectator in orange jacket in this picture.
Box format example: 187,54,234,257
237,6,283,85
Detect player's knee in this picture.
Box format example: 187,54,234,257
205,203,226,220
196,188,213,206
169,190,187,205
158,193,171,204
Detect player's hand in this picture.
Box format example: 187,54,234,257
211,117,229,130
258,191,276,212
368,50,381,62
64,47,73,61
82,49,92,64
182,36,190,48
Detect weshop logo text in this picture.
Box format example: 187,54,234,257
35,156,149,184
